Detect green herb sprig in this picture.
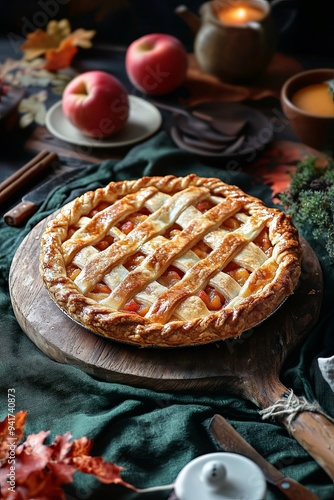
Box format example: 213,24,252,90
279,156,334,264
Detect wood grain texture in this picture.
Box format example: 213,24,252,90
286,411,334,480
9,214,322,394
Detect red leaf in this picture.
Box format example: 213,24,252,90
0,411,27,463
50,432,73,462
0,413,136,498
47,461,76,484
67,436,93,458
66,437,135,488
17,431,50,455
15,450,50,483
71,455,134,489
18,469,67,499
16,431,52,474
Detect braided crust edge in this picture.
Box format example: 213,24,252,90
39,174,301,347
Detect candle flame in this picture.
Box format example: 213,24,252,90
235,7,247,20
218,4,265,24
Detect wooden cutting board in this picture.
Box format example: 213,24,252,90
9,215,322,394
11,216,334,479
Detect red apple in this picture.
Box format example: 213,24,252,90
125,34,188,95
62,71,129,138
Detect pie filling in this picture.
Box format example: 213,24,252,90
66,209,270,313
40,175,301,347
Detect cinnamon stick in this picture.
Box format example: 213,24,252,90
0,151,58,206
0,150,49,192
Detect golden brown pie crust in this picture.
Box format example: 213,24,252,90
39,174,301,347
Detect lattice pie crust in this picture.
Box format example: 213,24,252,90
39,175,301,347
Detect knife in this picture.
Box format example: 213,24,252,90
3,167,88,226
209,414,319,500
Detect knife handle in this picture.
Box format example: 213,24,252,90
3,201,37,226
284,411,334,481
275,477,319,500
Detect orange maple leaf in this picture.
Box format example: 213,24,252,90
20,19,95,70
20,29,59,60
43,38,78,72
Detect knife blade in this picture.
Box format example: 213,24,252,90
3,167,88,226
210,414,319,500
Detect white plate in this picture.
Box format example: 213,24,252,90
45,95,162,148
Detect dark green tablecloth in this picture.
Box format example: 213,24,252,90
1,132,333,499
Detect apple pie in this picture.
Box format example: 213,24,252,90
39,174,301,347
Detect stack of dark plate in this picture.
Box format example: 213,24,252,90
153,100,274,161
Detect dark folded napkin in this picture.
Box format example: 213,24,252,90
182,52,303,106
0,132,333,499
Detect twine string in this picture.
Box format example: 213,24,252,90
259,389,334,432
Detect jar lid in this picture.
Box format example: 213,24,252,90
174,452,266,500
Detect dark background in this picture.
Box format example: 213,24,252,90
0,0,333,56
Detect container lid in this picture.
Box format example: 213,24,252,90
174,452,266,500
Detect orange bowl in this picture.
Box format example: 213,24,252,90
281,68,334,150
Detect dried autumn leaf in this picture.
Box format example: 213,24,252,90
19,112,35,128
69,436,125,484
47,19,71,43
62,435,135,489
16,431,52,476
0,411,26,463
0,413,136,499
43,39,78,72
47,461,76,485
20,19,95,70
71,454,134,487
15,468,69,500
64,435,92,458
19,91,47,127
49,431,73,461
20,28,59,60
14,448,53,486
66,28,96,49
20,19,72,60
